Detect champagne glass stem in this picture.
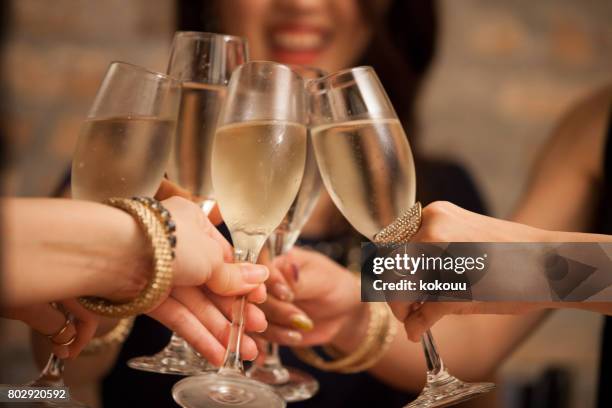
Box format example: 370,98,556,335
33,354,65,386
220,296,247,375
264,230,289,374
263,343,283,367
421,330,451,384
219,248,258,376
167,333,190,354
271,230,286,257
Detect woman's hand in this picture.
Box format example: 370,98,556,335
389,201,548,341
149,287,268,365
389,301,541,342
141,196,269,363
259,247,368,349
4,300,98,359
155,179,223,225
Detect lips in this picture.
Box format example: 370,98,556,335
268,25,330,64
273,31,325,51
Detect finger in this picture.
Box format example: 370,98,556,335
387,301,413,322
217,324,260,362
205,223,234,263
204,290,268,334
262,323,304,347
61,299,98,358
403,303,447,342
206,263,269,296
259,296,313,332
11,304,76,359
148,297,227,367
246,284,267,304
251,335,269,366
155,179,193,201
273,254,300,290
265,259,294,302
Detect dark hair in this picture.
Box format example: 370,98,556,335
358,0,437,145
175,0,438,145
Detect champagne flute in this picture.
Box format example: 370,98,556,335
308,66,495,408
128,31,248,376
172,61,307,408
245,65,324,402
4,62,179,408
72,62,179,201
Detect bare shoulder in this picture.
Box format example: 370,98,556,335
549,84,612,179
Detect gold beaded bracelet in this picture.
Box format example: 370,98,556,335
82,317,135,355
78,198,175,318
291,302,396,373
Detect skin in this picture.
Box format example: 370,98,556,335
5,181,269,364
260,85,612,391
217,0,383,74
391,85,612,340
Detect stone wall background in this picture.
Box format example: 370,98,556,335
419,0,612,216
0,1,611,407
0,0,174,196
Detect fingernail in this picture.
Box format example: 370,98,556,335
272,283,294,302
290,314,314,331
290,263,299,282
285,330,303,345
241,264,269,283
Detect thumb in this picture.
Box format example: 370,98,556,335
206,263,269,296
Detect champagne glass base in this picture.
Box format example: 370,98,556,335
172,373,286,408
246,365,319,402
404,377,495,408
128,351,215,376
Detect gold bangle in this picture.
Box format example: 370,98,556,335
337,304,397,373
291,302,395,373
78,198,174,318
82,318,135,355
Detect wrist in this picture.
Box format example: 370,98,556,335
88,206,151,302
330,301,370,353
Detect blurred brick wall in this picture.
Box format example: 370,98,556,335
0,0,175,196
420,0,612,217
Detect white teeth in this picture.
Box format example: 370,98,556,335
273,32,323,51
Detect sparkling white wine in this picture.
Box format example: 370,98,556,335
166,82,227,210
212,120,307,253
71,116,175,201
311,118,416,239
269,131,322,254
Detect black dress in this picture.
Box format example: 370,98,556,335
100,159,487,408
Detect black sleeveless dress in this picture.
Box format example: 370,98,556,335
596,107,612,408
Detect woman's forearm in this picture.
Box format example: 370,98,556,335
1,198,150,307
364,312,547,391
